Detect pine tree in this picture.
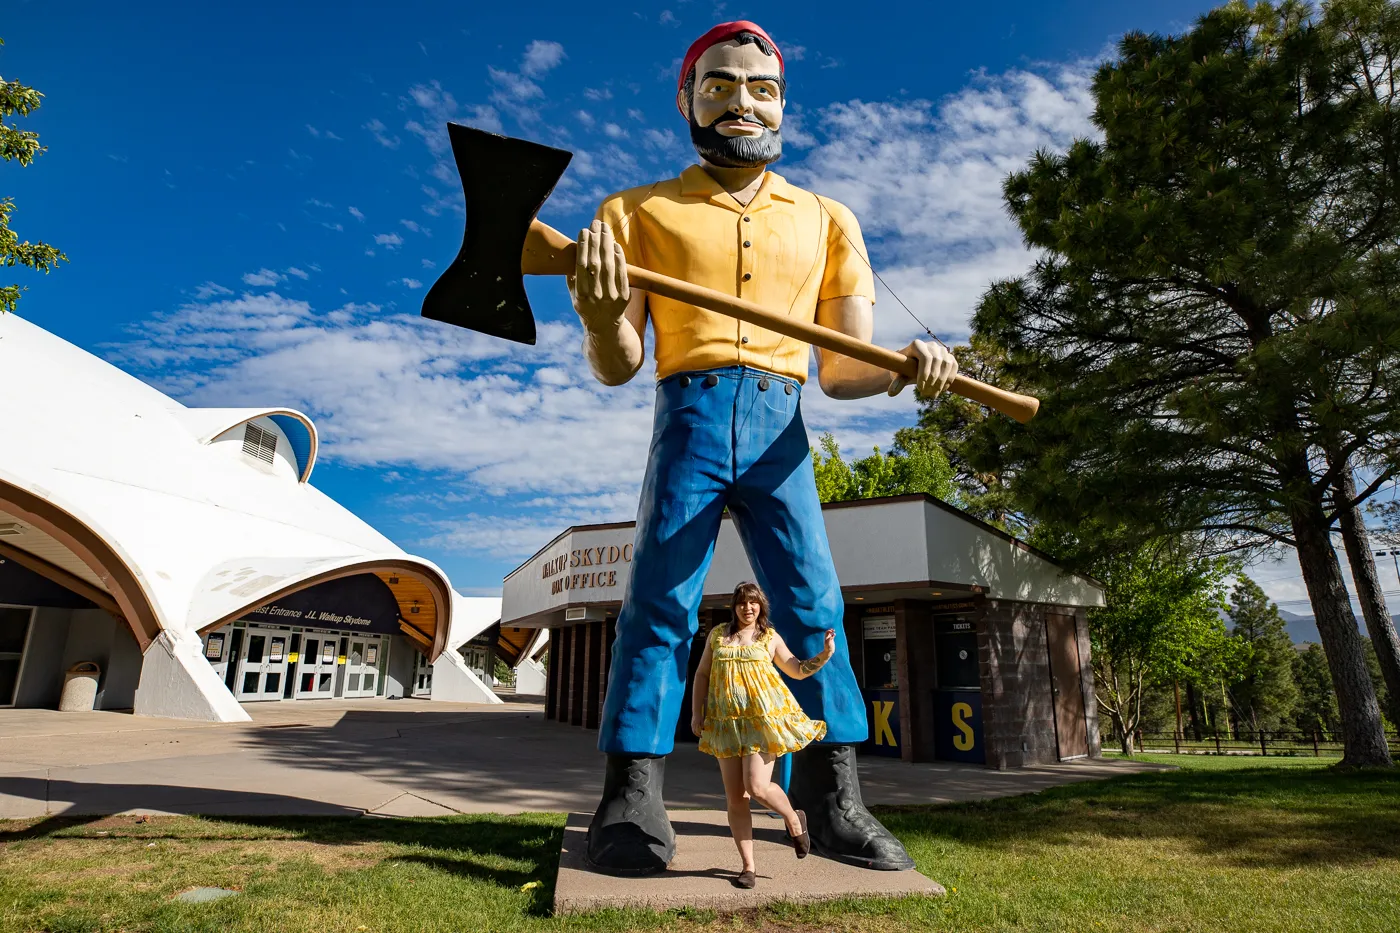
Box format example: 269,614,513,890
1293,643,1342,735
969,0,1400,766
1227,576,1300,733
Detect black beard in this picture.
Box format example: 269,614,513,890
689,115,783,169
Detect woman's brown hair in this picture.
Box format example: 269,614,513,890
726,581,771,638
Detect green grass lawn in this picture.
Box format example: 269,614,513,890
1,756,1397,933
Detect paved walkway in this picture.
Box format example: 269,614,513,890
0,700,1164,820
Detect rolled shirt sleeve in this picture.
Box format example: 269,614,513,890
816,196,877,304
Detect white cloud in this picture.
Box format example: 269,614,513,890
658,10,678,26
307,198,335,209
400,219,429,236
604,122,625,139
364,118,401,149
241,268,284,287
374,232,405,249
787,63,1097,344
422,258,437,269
401,277,423,289
322,222,345,233
520,39,566,77
583,87,612,101
349,206,365,222
285,267,310,280
193,282,233,299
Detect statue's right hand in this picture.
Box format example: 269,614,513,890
569,219,630,331
691,714,705,737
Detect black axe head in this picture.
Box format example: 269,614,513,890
420,124,573,345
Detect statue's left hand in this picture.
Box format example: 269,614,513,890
889,339,958,398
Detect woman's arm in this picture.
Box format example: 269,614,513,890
770,629,837,681
690,634,716,736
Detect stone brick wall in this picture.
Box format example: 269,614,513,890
978,601,1060,769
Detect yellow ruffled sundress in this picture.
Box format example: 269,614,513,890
698,625,827,759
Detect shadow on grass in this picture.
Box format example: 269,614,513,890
873,763,1400,870
0,782,566,918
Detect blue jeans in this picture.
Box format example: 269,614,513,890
599,366,868,756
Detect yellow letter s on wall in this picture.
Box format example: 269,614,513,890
952,702,975,752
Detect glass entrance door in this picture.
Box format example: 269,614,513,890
342,636,384,698
0,607,34,707
235,627,291,701
412,649,433,697
295,632,338,699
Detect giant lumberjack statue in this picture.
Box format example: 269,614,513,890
572,21,957,874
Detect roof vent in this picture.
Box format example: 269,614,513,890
0,522,23,537
242,423,278,465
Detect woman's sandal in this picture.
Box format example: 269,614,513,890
733,870,757,889
792,809,810,859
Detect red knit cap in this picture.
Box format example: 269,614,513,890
676,21,784,118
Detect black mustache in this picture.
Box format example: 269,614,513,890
708,114,766,128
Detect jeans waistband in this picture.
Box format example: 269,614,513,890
657,366,802,392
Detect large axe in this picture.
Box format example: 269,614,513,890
421,124,1039,423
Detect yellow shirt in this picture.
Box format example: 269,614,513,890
596,165,876,384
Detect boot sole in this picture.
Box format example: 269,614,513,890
809,838,915,872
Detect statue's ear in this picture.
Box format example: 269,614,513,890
676,83,689,120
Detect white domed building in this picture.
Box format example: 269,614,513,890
0,312,499,721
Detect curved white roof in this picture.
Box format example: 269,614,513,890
0,313,455,658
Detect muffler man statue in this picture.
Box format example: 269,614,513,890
574,20,958,874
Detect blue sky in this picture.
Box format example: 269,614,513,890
7,0,1232,596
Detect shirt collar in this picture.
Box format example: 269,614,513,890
678,165,797,214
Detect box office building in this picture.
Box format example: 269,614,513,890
500,495,1106,769
0,313,499,720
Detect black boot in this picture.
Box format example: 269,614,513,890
788,744,914,871
584,755,675,875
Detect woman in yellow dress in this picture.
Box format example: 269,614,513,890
691,581,834,889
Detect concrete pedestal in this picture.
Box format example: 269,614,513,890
553,809,945,915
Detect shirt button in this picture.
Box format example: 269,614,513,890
741,336,749,344
743,241,751,248
743,273,752,281
743,216,751,222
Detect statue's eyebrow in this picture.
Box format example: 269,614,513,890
747,74,781,84
702,70,738,83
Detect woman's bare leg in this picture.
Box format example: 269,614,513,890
742,753,803,837
718,756,755,872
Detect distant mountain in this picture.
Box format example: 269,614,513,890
1276,609,1321,645
1275,608,1397,646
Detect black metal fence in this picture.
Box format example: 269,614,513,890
1108,729,1400,758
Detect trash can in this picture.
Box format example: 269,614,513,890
59,662,101,712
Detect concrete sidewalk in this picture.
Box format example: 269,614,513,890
0,701,1164,820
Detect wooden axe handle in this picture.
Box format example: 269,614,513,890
523,220,1039,423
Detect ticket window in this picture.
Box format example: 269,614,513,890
935,617,980,688
862,616,897,689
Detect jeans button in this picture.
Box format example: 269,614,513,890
703,374,719,388
784,383,793,395
758,378,770,391
678,375,691,388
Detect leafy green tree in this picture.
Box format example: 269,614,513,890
1227,576,1299,733
1293,643,1342,735
1,38,66,314
810,432,954,504
969,0,1400,766
1088,538,1236,755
